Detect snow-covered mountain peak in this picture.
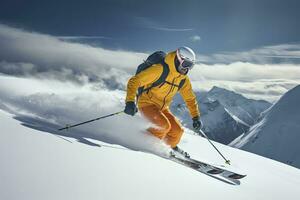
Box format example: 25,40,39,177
205,86,271,126
207,86,245,104
266,85,300,117
172,86,271,144
231,85,300,169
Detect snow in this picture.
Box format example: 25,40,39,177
231,85,300,169
1,109,300,200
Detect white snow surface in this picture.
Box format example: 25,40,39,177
1,109,300,200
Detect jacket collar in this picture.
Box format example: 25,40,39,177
164,51,183,76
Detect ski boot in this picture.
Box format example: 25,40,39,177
171,146,190,159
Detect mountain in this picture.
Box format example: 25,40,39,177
1,109,300,200
172,98,249,144
231,85,300,169
204,86,271,126
171,87,271,144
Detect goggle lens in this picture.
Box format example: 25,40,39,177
181,59,194,69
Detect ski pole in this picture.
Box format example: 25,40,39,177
198,129,231,165
58,111,124,131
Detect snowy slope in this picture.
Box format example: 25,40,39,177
231,85,300,169
1,109,300,200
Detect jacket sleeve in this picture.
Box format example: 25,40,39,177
179,77,200,118
125,64,163,102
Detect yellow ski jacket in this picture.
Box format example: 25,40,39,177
126,51,200,118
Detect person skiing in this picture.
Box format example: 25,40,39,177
124,47,202,158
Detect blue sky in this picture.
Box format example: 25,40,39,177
1,0,300,55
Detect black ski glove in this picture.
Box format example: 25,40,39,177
192,116,203,132
124,101,138,116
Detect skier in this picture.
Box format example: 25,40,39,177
124,47,202,158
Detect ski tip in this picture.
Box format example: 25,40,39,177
228,174,247,180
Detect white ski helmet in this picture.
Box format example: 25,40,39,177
176,46,196,71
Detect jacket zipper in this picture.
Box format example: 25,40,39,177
161,75,181,110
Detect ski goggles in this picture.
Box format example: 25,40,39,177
176,51,195,70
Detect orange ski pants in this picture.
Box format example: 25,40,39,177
139,105,184,148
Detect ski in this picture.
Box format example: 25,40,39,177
185,156,247,179
168,152,246,185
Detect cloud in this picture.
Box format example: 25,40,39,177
190,35,201,42
57,36,114,41
57,36,113,40
0,23,300,102
199,43,300,64
135,17,194,32
189,62,300,102
150,27,194,32
191,62,300,82
0,23,146,89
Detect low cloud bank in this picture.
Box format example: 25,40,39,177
1,23,300,101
